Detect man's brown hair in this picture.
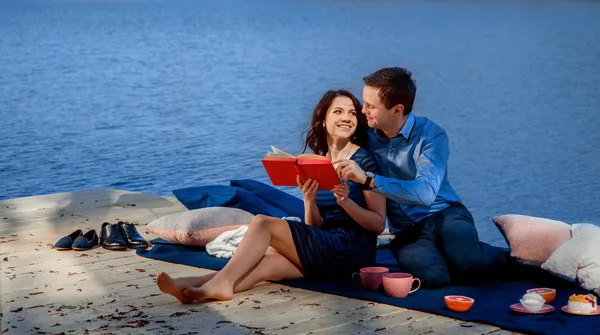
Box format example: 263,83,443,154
363,67,417,115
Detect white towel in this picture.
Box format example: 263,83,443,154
206,225,249,258
377,228,394,248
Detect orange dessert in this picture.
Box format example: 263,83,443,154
568,294,597,314
526,288,556,303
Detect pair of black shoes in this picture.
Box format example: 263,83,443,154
100,221,148,250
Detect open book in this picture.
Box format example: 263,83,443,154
261,146,342,190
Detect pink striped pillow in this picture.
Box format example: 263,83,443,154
493,215,572,266
146,207,254,246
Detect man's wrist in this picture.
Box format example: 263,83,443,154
358,172,367,184
363,172,375,189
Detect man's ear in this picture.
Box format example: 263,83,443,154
392,104,405,116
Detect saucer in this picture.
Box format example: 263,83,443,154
561,305,600,316
510,303,554,314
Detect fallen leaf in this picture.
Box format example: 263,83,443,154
169,312,189,317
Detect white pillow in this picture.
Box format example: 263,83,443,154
541,223,600,292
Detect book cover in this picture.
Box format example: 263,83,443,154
261,146,342,190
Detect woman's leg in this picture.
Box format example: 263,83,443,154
182,215,303,301
157,272,216,304
157,250,303,303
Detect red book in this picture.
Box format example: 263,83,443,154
261,146,342,190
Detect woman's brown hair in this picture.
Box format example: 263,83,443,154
302,90,368,156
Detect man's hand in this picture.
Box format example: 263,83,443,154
333,159,367,184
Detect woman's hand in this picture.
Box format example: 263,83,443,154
332,182,349,206
297,176,319,202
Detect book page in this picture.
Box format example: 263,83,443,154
266,146,296,158
298,153,329,160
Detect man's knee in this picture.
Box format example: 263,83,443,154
437,210,485,271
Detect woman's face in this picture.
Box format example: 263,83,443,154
323,96,358,141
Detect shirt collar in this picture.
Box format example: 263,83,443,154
399,113,415,140
372,113,415,141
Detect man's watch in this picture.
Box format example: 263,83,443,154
363,172,375,189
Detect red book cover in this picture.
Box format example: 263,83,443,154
261,147,342,190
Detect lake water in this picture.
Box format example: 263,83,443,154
1,0,599,246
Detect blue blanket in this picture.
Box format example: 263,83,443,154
142,179,600,335
138,240,598,335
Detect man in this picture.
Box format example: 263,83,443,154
335,67,507,287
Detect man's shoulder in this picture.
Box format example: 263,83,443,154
414,116,447,140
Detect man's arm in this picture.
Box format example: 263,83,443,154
371,132,449,206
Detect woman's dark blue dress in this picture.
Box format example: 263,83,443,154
287,147,381,280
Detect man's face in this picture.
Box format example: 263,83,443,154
362,85,392,129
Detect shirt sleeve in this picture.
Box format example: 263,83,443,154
359,151,381,190
372,132,449,206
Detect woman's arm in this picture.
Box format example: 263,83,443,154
296,176,324,228
333,185,386,235
304,199,324,228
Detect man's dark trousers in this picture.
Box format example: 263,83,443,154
389,204,508,288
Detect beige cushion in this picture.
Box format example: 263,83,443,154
541,223,600,293
493,214,572,266
146,207,254,246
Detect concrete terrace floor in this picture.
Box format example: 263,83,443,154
0,188,522,335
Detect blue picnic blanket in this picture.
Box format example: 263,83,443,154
138,179,600,335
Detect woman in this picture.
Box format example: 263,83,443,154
157,90,386,303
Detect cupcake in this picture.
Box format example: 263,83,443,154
568,294,597,313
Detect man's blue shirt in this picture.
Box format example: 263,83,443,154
367,114,462,234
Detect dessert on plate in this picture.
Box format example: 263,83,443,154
526,287,556,303
567,294,597,314
520,292,546,312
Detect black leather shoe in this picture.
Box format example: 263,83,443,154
100,222,127,250
118,221,149,249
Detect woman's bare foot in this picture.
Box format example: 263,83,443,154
156,272,194,304
183,278,234,301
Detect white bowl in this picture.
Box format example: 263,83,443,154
520,299,544,312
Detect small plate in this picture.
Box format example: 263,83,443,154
561,305,600,316
510,303,554,314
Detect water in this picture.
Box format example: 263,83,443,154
1,0,599,245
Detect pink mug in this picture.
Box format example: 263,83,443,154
382,272,421,298
351,267,389,291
